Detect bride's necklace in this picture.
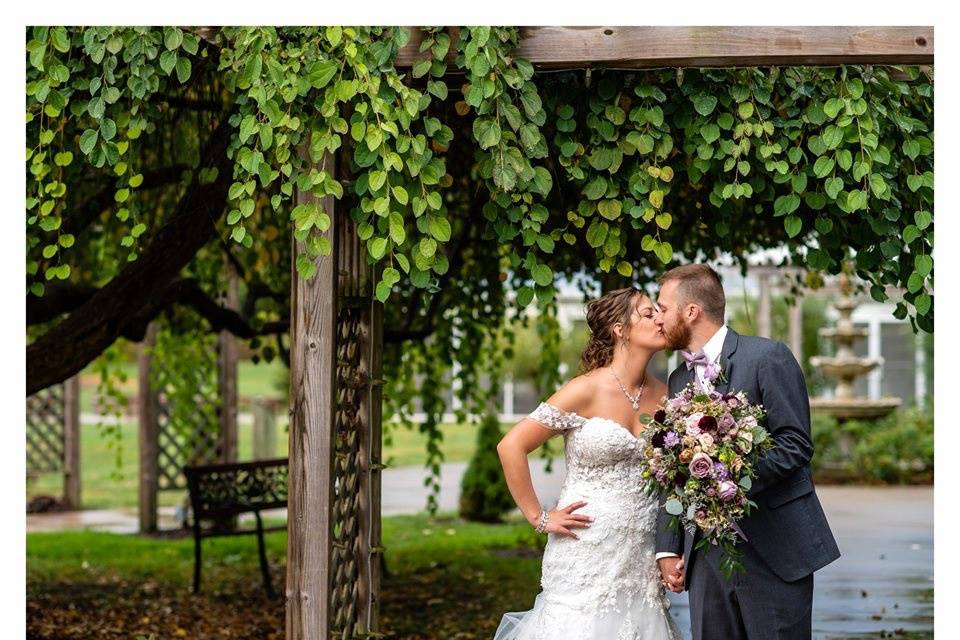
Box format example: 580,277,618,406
609,366,646,412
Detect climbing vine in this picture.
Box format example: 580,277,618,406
27,26,934,510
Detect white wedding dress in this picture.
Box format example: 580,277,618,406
494,402,682,640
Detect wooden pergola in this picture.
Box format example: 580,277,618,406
285,26,933,639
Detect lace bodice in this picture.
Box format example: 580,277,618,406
526,402,670,619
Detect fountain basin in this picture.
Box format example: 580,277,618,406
810,397,902,420
809,356,883,380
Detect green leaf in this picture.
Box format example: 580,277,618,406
387,212,405,244
175,57,192,83
159,49,177,75
231,225,246,243
914,293,931,316
473,117,501,150
784,215,802,238
653,241,672,264
813,156,835,178
907,272,924,293
79,128,99,155
597,199,621,220
737,102,754,119
369,237,388,260
915,254,933,277
907,175,923,192
307,60,338,89
773,194,800,216
583,176,607,200
915,210,932,230
700,123,721,144
428,216,452,242
693,94,718,116
824,177,844,200
368,170,386,192
531,166,552,196
516,286,535,307
586,220,608,248
531,263,553,287
164,27,183,51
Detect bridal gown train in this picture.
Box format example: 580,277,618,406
494,402,682,640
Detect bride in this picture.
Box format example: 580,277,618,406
494,287,682,639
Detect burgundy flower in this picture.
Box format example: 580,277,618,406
654,409,667,424
698,415,718,433
652,430,667,448
673,472,687,488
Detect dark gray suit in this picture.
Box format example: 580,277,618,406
655,327,841,640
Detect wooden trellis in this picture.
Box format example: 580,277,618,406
26,376,81,509
138,319,238,533
284,26,933,640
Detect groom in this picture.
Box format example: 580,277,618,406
652,264,840,640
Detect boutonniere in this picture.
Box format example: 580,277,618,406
704,354,730,386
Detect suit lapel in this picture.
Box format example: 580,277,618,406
712,326,740,395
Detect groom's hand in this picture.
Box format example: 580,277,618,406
658,556,684,592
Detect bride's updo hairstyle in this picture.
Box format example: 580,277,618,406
580,287,644,373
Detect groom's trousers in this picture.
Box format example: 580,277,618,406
687,541,813,640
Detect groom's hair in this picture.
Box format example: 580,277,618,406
658,264,725,324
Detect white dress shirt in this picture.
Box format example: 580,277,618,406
655,325,728,562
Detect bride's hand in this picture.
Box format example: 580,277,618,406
545,500,594,539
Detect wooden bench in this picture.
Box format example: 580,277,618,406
183,458,288,598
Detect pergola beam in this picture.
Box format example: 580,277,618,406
396,26,933,69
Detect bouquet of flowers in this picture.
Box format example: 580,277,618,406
642,376,773,577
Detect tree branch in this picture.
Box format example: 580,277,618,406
27,115,235,395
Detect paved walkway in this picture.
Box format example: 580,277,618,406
28,461,932,638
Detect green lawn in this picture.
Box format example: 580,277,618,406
28,413,491,510
26,512,542,639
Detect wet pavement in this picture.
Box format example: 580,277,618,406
27,462,933,639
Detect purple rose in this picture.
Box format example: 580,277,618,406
713,462,729,481
655,468,668,483
664,431,680,448
698,415,718,433
705,486,717,497
689,452,714,478
717,480,738,501
719,413,736,433
724,394,741,409
695,509,707,520
708,389,722,401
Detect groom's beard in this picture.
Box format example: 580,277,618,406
664,320,691,352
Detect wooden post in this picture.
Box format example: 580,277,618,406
218,258,239,464
286,151,338,640
252,397,277,460
62,375,81,510
138,322,160,534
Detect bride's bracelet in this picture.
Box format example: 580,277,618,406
534,509,549,533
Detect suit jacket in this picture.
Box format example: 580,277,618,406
654,327,841,584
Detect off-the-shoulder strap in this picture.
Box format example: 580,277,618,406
528,402,587,431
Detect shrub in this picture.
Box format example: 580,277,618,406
459,413,516,522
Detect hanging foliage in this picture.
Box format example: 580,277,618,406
26,26,933,509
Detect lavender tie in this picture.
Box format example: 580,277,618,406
680,349,709,371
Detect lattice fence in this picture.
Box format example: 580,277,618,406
139,319,235,532
26,383,65,475
26,376,80,509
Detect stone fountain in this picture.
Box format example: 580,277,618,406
809,272,901,420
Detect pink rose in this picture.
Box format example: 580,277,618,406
717,480,738,501
689,452,714,478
